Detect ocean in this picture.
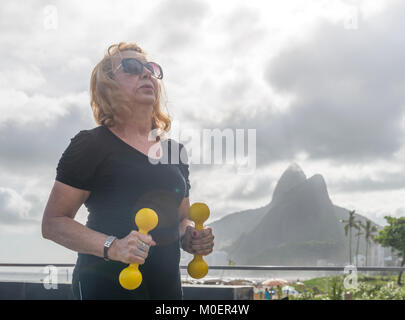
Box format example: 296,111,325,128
0,266,321,285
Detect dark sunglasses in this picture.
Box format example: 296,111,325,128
113,58,163,80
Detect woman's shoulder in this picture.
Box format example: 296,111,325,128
75,125,105,140
56,126,108,190
69,125,107,147
61,125,109,160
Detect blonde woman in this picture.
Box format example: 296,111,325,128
42,42,214,300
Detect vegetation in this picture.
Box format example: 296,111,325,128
374,216,405,286
340,210,379,266
289,275,405,300
340,210,359,264
362,219,378,266
354,224,363,265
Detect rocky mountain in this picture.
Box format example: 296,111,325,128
208,163,382,266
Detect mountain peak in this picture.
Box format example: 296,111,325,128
287,162,305,174
308,173,326,186
272,162,307,201
307,173,333,205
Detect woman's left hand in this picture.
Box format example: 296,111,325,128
181,226,215,256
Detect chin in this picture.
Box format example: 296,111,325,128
135,97,156,106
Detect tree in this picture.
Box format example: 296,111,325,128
374,216,405,286
340,210,359,265
354,222,364,266
361,219,378,266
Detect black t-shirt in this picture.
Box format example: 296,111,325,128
55,124,191,299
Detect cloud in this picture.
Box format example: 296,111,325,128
0,92,94,173
0,187,40,225
362,207,405,227
0,89,68,127
219,5,267,53
330,171,405,193
228,174,273,201
133,0,211,53
183,1,405,171
263,3,405,162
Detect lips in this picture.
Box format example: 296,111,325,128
139,84,154,89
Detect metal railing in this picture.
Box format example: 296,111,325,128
0,263,404,272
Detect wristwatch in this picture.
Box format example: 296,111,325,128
103,235,117,261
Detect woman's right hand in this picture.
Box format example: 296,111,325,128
109,231,156,265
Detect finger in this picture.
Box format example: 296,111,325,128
191,235,215,246
138,234,154,246
194,246,213,256
186,237,195,252
191,241,214,252
191,228,200,239
136,239,150,253
135,247,149,259
201,242,214,250
203,227,213,236
134,241,150,257
197,234,214,243
126,250,146,264
190,242,213,252
129,255,146,264
194,228,212,239
195,227,211,237
186,225,195,234
184,226,195,241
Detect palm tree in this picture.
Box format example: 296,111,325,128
362,219,378,266
340,210,359,265
355,221,364,266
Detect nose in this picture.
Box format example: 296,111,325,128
141,66,152,79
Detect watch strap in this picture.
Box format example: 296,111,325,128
103,235,116,261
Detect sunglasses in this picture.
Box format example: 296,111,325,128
113,57,163,80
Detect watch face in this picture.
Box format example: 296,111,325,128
105,236,115,247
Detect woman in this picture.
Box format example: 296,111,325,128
264,288,271,300
41,42,215,300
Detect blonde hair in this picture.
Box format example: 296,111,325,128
90,42,171,140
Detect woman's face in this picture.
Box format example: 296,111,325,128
112,50,159,107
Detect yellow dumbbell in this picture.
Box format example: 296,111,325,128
119,208,158,290
187,202,210,279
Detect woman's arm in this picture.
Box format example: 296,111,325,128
42,181,109,258
178,197,195,254
178,197,194,239
42,181,155,264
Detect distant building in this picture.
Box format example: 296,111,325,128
354,254,365,266
367,243,395,266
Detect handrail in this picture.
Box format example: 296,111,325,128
0,263,404,272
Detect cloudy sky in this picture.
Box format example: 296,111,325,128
0,0,404,263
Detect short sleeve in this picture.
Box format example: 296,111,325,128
178,143,191,198
55,130,100,191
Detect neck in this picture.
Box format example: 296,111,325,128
112,104,155,141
